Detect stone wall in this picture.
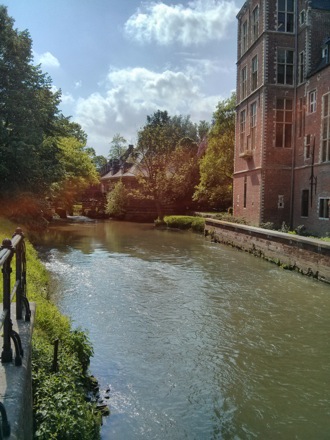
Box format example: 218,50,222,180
205,219,330,283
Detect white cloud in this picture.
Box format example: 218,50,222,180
61,92,75,105
124,0,239,46
74,66,223,155
34,51,60,68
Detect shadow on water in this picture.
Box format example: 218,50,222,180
34,219,330,440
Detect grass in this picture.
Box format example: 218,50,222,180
160,215,205,233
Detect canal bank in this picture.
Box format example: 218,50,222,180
205,218,330,283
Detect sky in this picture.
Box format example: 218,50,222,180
4,0,242,157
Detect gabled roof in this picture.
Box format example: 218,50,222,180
100,156,147,181
310,0,330,10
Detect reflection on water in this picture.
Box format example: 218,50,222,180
35,220,330,440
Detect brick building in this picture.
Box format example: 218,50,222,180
233,0,330,236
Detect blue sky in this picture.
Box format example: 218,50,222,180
4,0,241,157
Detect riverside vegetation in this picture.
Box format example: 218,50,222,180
0,218,101,440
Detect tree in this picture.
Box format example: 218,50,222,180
83,146,107,170
54,115,88,145
108,133,127,159
197,120,210,142
0,6,102,220
193,93,236,210
0,6,62,197
105,180,128,218
50,137,99,212
132,110,200,219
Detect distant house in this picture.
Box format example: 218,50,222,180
100,144,137,193
99,145,193,221
233,0,330,236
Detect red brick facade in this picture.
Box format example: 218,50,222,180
233,0,330,236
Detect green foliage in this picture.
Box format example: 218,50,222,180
0,6,100,215
134,111,200,219
260,222,276,230
194,93,236,210
54,115,88,145
163,215,205,233
279,221,290,233
0,6,62,197
50,136,99,211
213,212,248,224
108,133,127,159
197,120,210,141
105,180,128,218
33,369,99,440
69,329,94,374
0,219,100,438
294,225,308,236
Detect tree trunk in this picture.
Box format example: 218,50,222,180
155,199,164,221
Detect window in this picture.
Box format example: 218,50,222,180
241,66,247,99
278,0,294,33
241,20,248,54
301,190,309,217
298,51,304,84
243,176,247,208
277,49,294,85
275,98,293,148
319,198,330,219
251,56,258,91
300,10,305,26
240,110,246,152
321,93,330,162
250,102,257,149
309,90,316,113
304,134,311,159
252,6,259,41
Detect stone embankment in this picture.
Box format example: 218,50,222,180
205,219,330,284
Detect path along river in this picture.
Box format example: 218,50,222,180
34,219,330,440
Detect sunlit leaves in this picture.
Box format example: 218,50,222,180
193,93,236,210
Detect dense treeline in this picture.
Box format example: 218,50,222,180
0,5,98,216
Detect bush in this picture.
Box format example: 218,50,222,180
260,222,276,230
105,181,128,218
295,225,308,236
213,212,248,224
163,215,205,233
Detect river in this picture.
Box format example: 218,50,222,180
34,219,330,440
